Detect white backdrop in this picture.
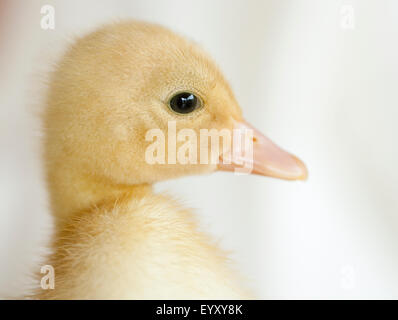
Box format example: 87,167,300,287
1,0,397,299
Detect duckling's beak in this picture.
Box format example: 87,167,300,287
218,120,308,180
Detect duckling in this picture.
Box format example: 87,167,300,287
33,21,307,299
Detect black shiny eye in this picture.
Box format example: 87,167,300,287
169,92,200,114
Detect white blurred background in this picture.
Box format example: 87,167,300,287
1,0,397,299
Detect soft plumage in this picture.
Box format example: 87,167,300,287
32,20,306,299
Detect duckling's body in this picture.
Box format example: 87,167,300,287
32,21,306,299
36,188,248,299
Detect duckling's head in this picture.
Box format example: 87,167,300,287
44,21,307,218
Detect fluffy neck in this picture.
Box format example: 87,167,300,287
47,163,152,225
39,159,250,299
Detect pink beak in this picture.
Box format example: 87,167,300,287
218,120,308,180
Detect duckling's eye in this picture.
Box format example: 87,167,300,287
169,92,200,114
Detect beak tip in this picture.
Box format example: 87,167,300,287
298,172,308,181
292,156,308,181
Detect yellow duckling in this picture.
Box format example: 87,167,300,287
33,21,307,299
